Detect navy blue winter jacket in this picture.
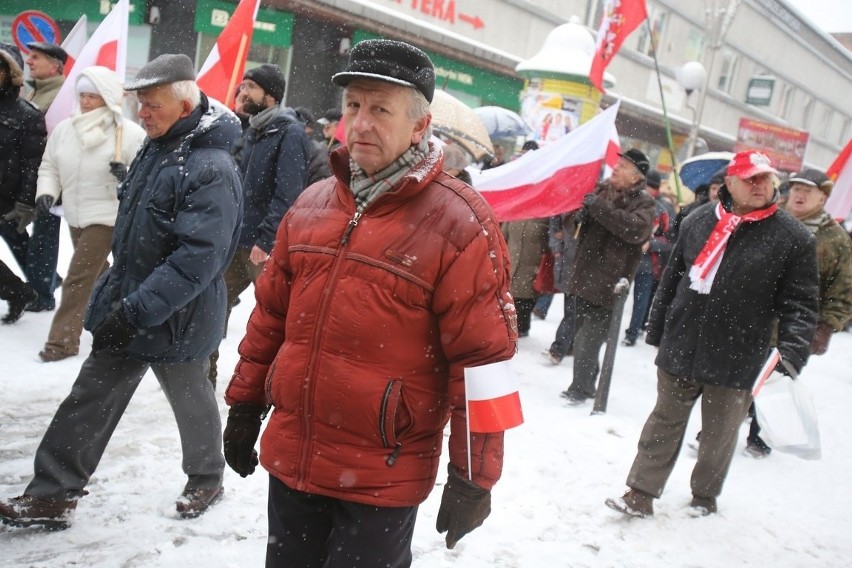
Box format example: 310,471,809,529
84,95,243,362
237,107,310,252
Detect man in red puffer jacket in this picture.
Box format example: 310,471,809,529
223,39,517,567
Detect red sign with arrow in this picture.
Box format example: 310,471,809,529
392,0,486,30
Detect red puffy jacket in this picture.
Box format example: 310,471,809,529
225,144,517,507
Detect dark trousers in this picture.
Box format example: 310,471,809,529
266,475,417,568
26,213,62,307
549,294,576,358
0,260,31,302
625,270,654,339
567,297,611,399
515,297,536,336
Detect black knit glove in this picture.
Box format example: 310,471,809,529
36,195,54,217
109,161,127,182
224,404,265,477
436,464,491,549
774,357,798,380
3,202,36,233
92,307,138,353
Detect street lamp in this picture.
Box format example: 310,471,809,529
677,61,707,159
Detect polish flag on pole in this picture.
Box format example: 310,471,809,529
589,0,648,92
44,0,128,133
825,139,852,220
465,360,524,435
60,15,87,76
469,101,621,221
752,347,781,396
196,0,261,108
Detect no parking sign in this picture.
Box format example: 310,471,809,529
11,10,62,53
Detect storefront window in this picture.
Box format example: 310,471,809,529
636,6,667,57
717,49,738,93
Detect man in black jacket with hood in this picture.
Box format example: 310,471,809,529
606,150,818,518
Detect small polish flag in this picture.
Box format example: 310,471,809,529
825,138,852,220
470,101,621,221
753,347,781,397
465,360,524,433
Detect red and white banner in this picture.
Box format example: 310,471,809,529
469,101,621,222
465,360,523,434
589,0,648,92
44,0,128,133
60,15,87,76
752,347,780,397
196,0,260,108
826,139,852,220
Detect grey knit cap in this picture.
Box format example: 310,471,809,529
125,53,196,90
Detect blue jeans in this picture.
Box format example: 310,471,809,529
25,213,62,307
626,270,654,340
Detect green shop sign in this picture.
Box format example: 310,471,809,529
195,0,293,47
1,1,144,25
353,31,522,111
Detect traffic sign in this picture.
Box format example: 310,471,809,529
11,11,62,54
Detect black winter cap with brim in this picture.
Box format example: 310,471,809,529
0,43,24,87
332,39,435,103
26,42,68,64
125,53,195,90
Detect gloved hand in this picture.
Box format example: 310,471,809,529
223,404,265,477
774,358,797,379
582,192,597,208
91,307,137,353
109,161,127,182
3,202,36,233
810,321,833,356
36,195,55,217
436,464,491,549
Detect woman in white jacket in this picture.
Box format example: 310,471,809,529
35,66,145,362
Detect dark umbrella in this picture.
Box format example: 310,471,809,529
679,152,733,190
474,106,533,141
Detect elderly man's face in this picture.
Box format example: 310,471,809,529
786,182,826,219
725,172,775,214
136,85,191,139
343,79,430,176
26,50,60,79
609,157,643,190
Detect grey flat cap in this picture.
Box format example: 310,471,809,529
125,53,195,91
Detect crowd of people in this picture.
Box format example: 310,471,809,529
0,36,851,568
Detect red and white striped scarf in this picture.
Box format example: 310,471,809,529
688,202,777,294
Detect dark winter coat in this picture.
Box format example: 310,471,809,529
237,107,311,252
549,213,578,292
225,143,517,508
502,218,549,299
0,93,46,214
646,195,819,389
306,139,332,186
84,95,243,363
567,180,656,307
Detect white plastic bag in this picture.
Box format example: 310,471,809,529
753,374,821,460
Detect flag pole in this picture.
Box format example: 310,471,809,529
226,34,249,108
645,17,684,205
464,374,473,481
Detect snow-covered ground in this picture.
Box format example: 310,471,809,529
2,227,851,567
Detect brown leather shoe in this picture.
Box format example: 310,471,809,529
688,495,717,516
0,495,76,530
39,348,78,362
176,486,224,519
605,488,654,518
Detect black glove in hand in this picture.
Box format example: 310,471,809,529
436,465,491,549
92,307,137,353
582,192,597,208
224,404,265,477
774,358,798,379
109,161,127,182
3,202,36,233
36,195,54,217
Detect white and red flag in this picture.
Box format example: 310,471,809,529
469,100,621,221
196,0,260,108
465,360,523,434
60,15,87,77
45,0,128,133
825,139,852,220
589,0,648,92
752,347,781,397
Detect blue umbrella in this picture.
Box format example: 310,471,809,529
679,152,733,190
474,106,533,141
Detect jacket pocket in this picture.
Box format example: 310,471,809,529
379,379,412,466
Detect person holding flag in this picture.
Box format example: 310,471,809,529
606,150,818,518
222,39,518,565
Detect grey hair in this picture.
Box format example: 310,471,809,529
442,143,471,172
408,87,433,139
169,80,201,109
